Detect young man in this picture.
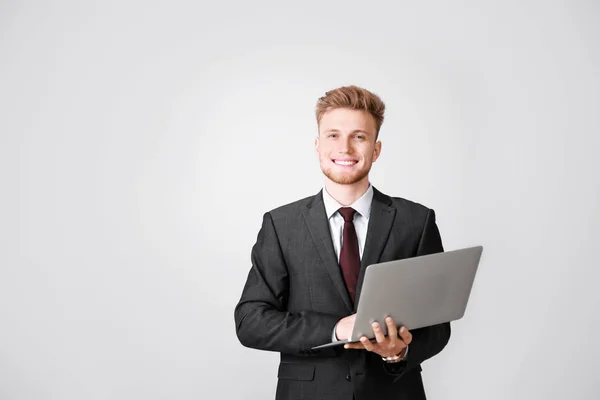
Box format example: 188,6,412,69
234,86,450,400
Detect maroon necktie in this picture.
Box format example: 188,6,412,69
338,207,360,303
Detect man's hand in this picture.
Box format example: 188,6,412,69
344,316,412,358
335,314,356,341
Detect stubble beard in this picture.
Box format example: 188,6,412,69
321,162,371,185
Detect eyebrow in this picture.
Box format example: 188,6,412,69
324,129,372,136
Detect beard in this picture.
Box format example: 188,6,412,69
320,162,371,185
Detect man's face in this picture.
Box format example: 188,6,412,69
315,108,382,186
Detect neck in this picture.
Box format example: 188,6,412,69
324,177,370,206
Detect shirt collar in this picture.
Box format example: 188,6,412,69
322,184,374,220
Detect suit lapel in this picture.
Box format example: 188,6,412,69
302,191,354,312
355,188,396,306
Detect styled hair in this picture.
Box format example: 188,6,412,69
315,85,386,137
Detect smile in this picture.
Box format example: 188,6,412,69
333,159,358,166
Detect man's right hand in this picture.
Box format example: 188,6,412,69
335,314,356,341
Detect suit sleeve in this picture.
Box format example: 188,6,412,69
234,212,341,356
382,208,451,378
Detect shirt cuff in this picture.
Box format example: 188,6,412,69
332,324,338,341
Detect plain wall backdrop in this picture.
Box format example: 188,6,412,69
1,1,599,399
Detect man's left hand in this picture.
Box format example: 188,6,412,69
344,316,412,358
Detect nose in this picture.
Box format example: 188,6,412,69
338,137,352,153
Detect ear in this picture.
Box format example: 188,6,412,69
314,136,320,153
372,140,382,162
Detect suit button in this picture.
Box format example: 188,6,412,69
346,374,351,381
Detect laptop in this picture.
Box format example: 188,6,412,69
312,245,483,349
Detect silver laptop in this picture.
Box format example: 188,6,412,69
312,245,483,349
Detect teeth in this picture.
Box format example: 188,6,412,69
335,160,356,166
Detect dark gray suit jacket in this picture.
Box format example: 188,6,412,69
234,187,450,400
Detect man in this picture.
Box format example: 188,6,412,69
234,85,450,400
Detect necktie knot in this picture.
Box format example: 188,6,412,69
338,207,356,223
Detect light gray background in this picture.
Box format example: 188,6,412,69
1,1,599,399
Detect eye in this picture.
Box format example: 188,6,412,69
328,133,338,138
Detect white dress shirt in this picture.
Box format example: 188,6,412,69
322,184,374,262
323,184,373,342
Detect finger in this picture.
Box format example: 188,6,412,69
360,336,374,352
398,326,413,345
385,317,398,346
372,322,386,343
344,342,364,350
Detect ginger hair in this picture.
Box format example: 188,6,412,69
315,85,385,138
